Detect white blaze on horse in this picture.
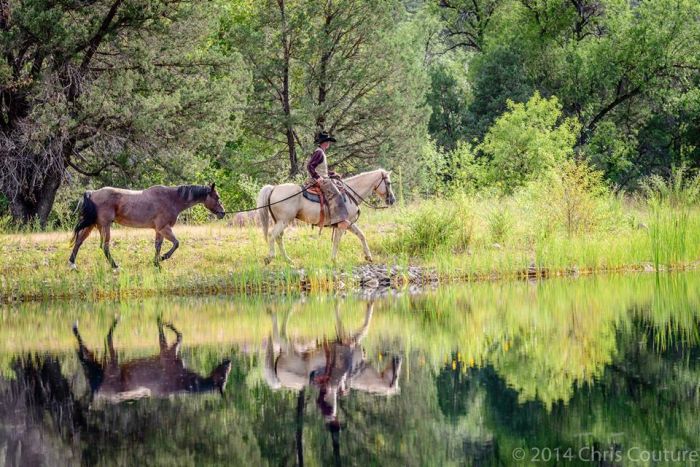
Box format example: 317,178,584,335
256,169,395,264
68,184,225,269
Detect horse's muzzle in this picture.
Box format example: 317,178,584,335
215,211,226,219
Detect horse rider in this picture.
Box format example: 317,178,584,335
307,131,350,230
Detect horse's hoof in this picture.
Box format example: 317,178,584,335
112,266,120,273
72,321,79,334
68,262,77,271
365,256,373,263
264,257,272,265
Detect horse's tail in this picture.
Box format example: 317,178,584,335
70,192,97,246
257,185,274,242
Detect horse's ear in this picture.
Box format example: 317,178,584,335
210,182,216,192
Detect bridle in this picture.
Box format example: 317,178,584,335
343,171,392,210
373,172,391,197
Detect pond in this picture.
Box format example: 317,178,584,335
1,272,699,466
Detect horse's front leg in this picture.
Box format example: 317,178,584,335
331,227,345,263
159,226,179,261
154,231,164,267
348,224,372,263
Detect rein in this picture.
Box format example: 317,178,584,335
341,173,390,210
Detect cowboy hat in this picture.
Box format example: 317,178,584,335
316,131,337,144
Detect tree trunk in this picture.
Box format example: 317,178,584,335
315,8,333,131
8,166,62,228
286,126,298,177
278,0,298,177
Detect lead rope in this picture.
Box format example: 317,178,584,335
221,183,315,215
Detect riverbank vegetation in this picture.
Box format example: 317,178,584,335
1,164,699,303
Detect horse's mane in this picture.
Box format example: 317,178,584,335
343,169,384,182
177,185,210,202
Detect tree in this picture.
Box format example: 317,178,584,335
432,0,700,188
222,0,430,179
479,92,579,192
0,0,244,226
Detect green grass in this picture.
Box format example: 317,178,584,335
1,192,699,303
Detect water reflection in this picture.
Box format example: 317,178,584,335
0,273,699,465
74,318,231,403
264,301,402,465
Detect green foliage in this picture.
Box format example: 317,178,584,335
478,92,580,193
220,0,430,178
388,202,458,255
521,158,616,237
428,0,700,189
642,166,700,269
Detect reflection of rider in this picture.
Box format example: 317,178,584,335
310,341,364,428
307,131,350,230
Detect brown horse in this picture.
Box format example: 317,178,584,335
69,183,225,269
73,318,231,403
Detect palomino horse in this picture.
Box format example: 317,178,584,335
69,183,225,269
256,169,395,264
73,318,231,403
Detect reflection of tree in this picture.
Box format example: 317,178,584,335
473,316,700,464
436,352,474,421
0,355,83,466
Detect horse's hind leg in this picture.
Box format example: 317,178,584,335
276,228,293,264
73,322,104,392
265,221,286,265
348,224,372,262
73,322,94,362
99,224,118,269
69,225,94,268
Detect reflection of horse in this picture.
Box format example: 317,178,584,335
73,318,231,403
256,169,396,264
264,302,402,421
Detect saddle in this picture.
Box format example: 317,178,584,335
301,181,351,229
302,184,348,204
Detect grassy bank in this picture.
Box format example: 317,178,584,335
1,187,699,303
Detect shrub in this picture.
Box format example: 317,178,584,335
478,92,580,194
388,201,458,255
519,158,616,237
